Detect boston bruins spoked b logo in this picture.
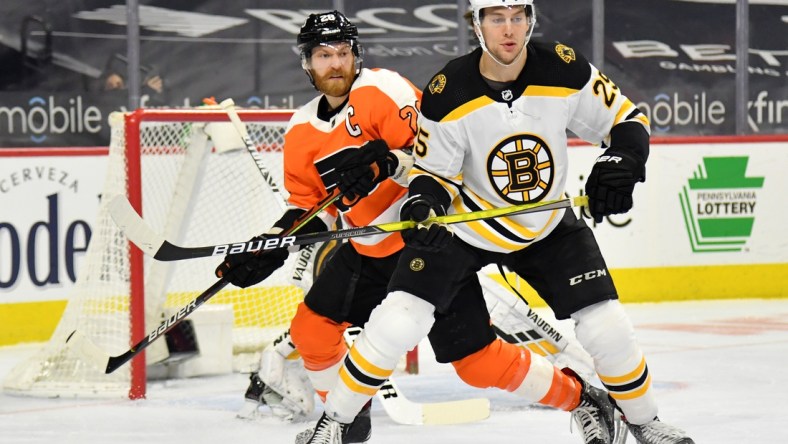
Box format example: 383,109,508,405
486,134,554,204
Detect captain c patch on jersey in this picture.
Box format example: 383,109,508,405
486,134,554,205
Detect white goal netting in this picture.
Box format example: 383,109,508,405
3,108,305,398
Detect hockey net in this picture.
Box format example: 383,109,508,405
3,108,310,399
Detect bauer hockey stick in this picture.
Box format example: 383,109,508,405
66,187,343,374
109,195,588,261
344,327,490,425
207,97,287,198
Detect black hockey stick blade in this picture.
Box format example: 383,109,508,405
66,277,229,374
71,189,343,373
111,195,587,262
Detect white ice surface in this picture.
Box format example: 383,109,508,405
2,299,787,443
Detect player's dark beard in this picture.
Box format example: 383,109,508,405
313,66,355,98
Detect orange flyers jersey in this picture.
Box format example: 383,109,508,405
282,68,422,258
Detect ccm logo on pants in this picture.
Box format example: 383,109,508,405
569,269,607,286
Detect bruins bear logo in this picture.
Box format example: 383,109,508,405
486,134,554,205
555,44,576,64
428,74,447,94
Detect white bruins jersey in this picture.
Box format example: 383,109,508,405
412,42,650,253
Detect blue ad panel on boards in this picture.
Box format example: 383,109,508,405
0,0,786,147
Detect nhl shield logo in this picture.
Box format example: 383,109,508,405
502,89,513,101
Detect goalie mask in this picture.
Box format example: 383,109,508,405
297,11,364,88
469,0,536,66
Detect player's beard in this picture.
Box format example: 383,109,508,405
313,66,355,99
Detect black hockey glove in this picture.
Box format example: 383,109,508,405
215,234,289,288
400,194,453,252
335,139,397,202
584,149,646,223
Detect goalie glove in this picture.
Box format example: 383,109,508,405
335,139,398,202
215,232,289,288
400,194,453,252
584,148,646,223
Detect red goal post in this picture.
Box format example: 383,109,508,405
4,107,309,399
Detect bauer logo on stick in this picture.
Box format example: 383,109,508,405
211,236,296,256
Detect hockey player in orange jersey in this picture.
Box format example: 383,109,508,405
216,11,419,442
218,10,616,444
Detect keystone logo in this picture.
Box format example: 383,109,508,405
679,156,764,253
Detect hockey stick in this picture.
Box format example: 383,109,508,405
109,195,588,261
66,188,342,374
209,97,286,199
343,327,490,425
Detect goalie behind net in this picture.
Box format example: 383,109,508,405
3,108,310,398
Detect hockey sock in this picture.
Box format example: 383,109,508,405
452,338,582,410
290,302,349,399
572,299,658,424
325,291,435,423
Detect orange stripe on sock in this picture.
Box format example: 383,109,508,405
538,368,582,411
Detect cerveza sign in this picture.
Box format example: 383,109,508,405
0,154,106,297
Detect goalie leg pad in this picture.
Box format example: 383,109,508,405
572,299,657,424
258,345,315,419
325,291,435,423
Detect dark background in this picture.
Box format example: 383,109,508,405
0,0,786,146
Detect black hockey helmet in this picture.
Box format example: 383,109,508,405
297,11,363,77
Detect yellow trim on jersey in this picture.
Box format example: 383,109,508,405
338,366,379,396
608,374,653,401
441,96,495,122
461,189,560,240
349,346,392,379
454,204,556,251
464,218,526,250
522,85,579,98
613,98,635,126
598,356,647,385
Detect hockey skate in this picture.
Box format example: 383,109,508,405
566,369,617,444
295,400,372,444
614,416,694,444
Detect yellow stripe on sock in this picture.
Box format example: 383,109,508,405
338,366,379,396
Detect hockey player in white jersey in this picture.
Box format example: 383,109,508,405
301,1,694,444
